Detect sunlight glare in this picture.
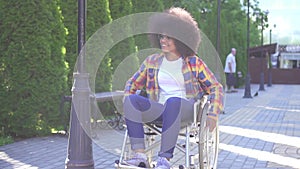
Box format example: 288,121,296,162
219,143,300,168
219,125,300,148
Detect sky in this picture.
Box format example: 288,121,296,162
256,0,300,44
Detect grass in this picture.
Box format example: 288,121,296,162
0,125,70,147
51,128,68,135
0,135,14,146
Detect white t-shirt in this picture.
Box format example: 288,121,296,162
158,57,186,104
224,53,236,73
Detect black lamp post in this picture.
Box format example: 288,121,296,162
215,0,221,82
216,0,221,56
243,0,252,98
269,29,272,44
267,24,276,87
255,10,269,91
65,0,94,169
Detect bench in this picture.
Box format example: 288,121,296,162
60,91,124,133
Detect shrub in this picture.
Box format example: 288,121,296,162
0,0,68,137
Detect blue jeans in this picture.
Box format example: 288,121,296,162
123,94,194,158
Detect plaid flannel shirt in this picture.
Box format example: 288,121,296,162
124,53,224,120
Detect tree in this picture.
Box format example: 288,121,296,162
131,0,164,51
0,0,68,137
59,0,77,94
60,0,113,93
86,0,113,93
108,0,139,90
60,0,114,118
174,0,261,87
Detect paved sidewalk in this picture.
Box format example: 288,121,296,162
0,84,300,169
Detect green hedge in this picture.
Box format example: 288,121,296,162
0,0,68,137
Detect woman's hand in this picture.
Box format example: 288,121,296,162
206,117,217,132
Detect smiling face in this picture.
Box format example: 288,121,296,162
159,34,181,57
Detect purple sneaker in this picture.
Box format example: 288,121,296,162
155,157,170,169
122,152,150,168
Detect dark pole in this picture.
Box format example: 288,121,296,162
77,0,86,73
243,0,252,98
258,13,265,91
217,0,221,55
267,29,272,87
65,0,94,169
261,17,264,46
215,0,224,113
269,29,272,44
215,0,221,83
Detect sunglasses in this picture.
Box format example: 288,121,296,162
158,34,172,40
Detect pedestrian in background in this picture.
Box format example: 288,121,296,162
224,48,238,93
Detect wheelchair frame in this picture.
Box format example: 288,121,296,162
115,95,219,169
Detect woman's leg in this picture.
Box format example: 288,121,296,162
123,94,163,151
158,97,194,159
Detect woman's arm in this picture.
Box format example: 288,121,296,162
196,58,224,120
124,60,148,96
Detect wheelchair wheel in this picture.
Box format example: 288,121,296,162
208,122,219,169
117,117,126,130
198,102,208,169
108,117,118,129
198,102,219,169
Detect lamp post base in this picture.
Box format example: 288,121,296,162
65,159,94,169
65,73,94,169
243,73,252,98
267,68,272,87
259,72,265,91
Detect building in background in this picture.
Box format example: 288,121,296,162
249,43,300,84
276,45,300,69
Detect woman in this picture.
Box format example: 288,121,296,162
122,7,224,169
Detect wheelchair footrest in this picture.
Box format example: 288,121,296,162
144,132,158,136
115,163,152,169
115,162,186,169
115,159,152,169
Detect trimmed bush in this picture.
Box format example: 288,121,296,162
0,0,68,137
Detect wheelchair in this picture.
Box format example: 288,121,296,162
115,95,219,169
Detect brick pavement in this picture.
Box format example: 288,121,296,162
0,84,299,169
218,84,300,169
